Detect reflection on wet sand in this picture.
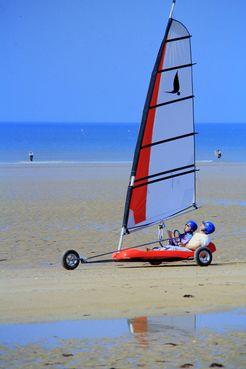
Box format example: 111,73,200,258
128,317,149,347
0,309,245,348
0,310,245,369
128,315,196,347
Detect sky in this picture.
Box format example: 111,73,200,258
0,0,245,124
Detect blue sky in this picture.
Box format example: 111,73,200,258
0,0,245,123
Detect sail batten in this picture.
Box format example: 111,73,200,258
141,132,197,149
133,169,197,189
150,95,194,109
166,35,191,43
159,63,195,73
135,164,195,183
122,17,196,234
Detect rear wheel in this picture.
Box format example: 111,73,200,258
149,260,162,266
195,247,212,266
62,249,80,270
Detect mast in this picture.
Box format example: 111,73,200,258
169,0,176,19
118,1,178,251
118,0,197,249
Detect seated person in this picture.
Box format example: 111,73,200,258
185,221,215,250
167,220,198,246
166,221,215,251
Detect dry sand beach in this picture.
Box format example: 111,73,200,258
0,162,245,368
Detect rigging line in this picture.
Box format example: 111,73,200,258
141,132,197,149
132,169,199,189
134,164,195,183
86,237,177,261
158,63,196,73
166,35,191,43
149,95,194,109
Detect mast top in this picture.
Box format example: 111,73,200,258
169,0,176,19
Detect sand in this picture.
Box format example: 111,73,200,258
0,162,245,323
0,161,245,368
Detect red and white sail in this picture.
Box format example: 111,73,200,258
122,17,197,235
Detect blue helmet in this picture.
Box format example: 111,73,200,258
202,221,215,234
186,220,198,232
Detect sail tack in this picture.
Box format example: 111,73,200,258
123,19,197,233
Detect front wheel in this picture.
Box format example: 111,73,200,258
62,249,80,270
195,247,212,267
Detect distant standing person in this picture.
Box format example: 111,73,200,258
29,151,34,162
214,149,222,159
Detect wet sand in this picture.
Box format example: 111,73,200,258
0,162,245,323
0,318,245,369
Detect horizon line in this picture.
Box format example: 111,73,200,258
0,121,245,125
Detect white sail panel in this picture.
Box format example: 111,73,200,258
123,18,196,232
152,99,194,142
161,39,191,69
148,136,194,176
167,19,190,39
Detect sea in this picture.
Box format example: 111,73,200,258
0,123,245,164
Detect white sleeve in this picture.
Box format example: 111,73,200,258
201,235,210,247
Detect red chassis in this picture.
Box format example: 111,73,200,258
112,243,216,266
62,243,216,270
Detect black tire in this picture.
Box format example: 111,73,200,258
149,260,162,266
62,249,80,270
195,247,212,267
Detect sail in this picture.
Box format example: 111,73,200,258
123,18,197,233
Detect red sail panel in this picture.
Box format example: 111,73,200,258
130,46,166,224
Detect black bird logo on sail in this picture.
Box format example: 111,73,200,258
166,71,180,96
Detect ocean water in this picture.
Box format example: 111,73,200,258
0,123,245,163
